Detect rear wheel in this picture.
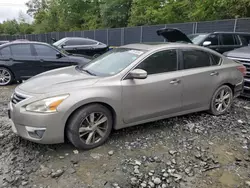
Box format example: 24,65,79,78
0,67,14,86
209,85,233,116
66,104,113,150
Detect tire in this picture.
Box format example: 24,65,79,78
209,85,233,116
0,67,14,86
66,104,113,150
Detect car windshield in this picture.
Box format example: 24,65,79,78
80,48,146,76
53,38,67,46
188,34,207,44
51,44,70,55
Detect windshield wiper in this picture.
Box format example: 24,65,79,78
82,69,96,76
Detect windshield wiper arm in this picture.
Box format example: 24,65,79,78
82,69,96,76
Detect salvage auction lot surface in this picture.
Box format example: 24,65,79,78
0,85,250,188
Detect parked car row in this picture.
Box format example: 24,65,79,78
7,28,246,150
0,41,92,86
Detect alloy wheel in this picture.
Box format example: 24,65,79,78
214,88,231,113
79,112,108,145
0,68,11,86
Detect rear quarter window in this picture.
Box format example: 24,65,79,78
239,35,250,45
210,54,221,65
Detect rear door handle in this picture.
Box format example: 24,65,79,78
210,72,219,76
170,79,181,84
40,59,44,62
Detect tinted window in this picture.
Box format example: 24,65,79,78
205,34,219,45
137,50,177,75
188,34,207,45
211,54,221,65
221,34,235,45
183,50,211,69
66,39,97,46
11,44,32,56
0,47,11,56
239,35,250,45
34,44,57,57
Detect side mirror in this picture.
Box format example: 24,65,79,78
61,44,65,48
56,52,62,58
128,69,147,79
203,41,212,46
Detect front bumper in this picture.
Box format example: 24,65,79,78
9,98,66,144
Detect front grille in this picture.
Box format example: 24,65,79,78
237,60,250,79
228,57,250,96
11,93,26,104
245,81,250,88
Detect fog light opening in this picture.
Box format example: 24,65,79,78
25,126,46,139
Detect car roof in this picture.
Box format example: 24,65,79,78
121,42,198,51
191,32,250,35
63,37,96,41
0,41,50,48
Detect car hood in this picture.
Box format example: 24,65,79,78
68,54,93,63
157,28,193,43
18,66,99,94
224,46,250,59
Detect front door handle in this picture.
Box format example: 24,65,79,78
40,59,44,62
210,71,219,76
170,79,181,84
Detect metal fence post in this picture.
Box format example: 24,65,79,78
121,28,124,45
194,22,198,34
164,24,167,42
233,18,238,32
107,29,109,45
140,26,143,43
94,30,96,40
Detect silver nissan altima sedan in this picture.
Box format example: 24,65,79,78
8,43,245,149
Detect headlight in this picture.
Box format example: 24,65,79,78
25,95,69,113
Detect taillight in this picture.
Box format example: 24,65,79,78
237,65,246,76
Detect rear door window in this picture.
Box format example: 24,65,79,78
34,44,58,57
220,34,235,45
11,44,32,56
182,50,211,69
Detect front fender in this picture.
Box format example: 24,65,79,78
58,86,123,130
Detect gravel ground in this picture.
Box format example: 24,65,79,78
0,85,250,188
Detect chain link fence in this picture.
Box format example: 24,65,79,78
1,18,250,46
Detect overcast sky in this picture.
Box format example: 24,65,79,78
0,0,32,23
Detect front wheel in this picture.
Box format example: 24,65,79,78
66,104,113,150
0,67,14,86
209,85,233,116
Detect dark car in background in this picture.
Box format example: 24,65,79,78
53,37,109,57
224,46,250,97
0,41,91,86
188,32,250,53
157,28,250,54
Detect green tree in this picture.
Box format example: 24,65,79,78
128,0,166,26
2,20,20,35
100,0,133,28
